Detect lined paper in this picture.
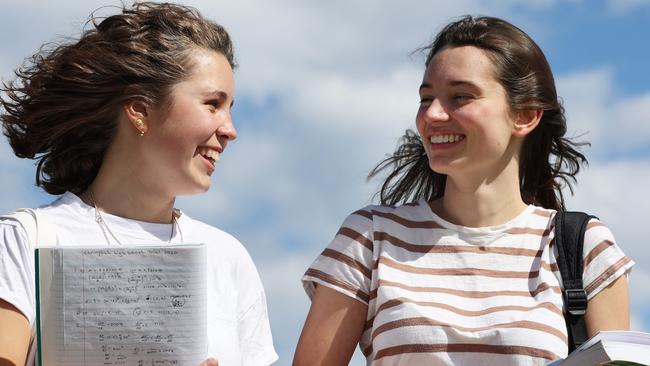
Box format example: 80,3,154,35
36,245,207,366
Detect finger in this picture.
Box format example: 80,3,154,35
199,358,218,366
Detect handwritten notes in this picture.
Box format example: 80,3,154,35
36,245,207,366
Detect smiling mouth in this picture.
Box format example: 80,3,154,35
430,134,465,144
198,147,220,164
203,155,216,164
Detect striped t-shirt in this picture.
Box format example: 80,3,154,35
302,201,634,365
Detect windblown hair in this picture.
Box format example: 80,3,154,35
369,15,588,210
1,2,235,194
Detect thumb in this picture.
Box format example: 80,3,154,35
199,358,218,366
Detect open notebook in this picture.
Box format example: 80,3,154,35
35,244,207,366
547,330,650,366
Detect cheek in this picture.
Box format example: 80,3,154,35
452,104,483,124
415,108,427,133
453,104,503,136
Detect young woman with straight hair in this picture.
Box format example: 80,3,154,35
295,15,633,366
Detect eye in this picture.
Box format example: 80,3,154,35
451,94,474,104
206,99,222,110
452,94,473,102
419,97,432,105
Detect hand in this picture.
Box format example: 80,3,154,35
199,358,218,366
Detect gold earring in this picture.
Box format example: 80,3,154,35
135,119,145,136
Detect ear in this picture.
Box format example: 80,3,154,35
512,108,543,138
122,100,149,136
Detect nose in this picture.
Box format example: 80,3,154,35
425,98,449,122
216,119,237,141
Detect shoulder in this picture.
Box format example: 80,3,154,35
0,215,29,247
26,192,91,234
1,195,79,250
181,214,244,247
583,216,615,242
580,216,624,264
341,201,430,227
549,210,616,244
178,213,256,267
580,216,634,297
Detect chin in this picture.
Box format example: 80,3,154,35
429,156,467,176
195,181,212,194
177,180,212,196
429,161,450,175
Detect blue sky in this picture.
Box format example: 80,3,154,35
1,1,649,364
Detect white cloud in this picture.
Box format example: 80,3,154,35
0,140,50,213
558,68,650,156
565,159,650,265
285,66,419,137
615,94,650,148
557,68,612,143
2,2,650,365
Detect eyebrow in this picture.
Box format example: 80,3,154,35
449,80,479,88
419,79,480,92
203,90,229,99
203,89,235,107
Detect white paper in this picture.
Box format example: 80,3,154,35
548,330,650,366
576,330,650,351
37,245,207,366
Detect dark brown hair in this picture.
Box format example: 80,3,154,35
1,2,235,194
369,15,587,210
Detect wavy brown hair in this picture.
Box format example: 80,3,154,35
369,15,588,210
1,2,235,195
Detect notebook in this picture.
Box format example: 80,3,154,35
547,330,650,366
35,244,207,366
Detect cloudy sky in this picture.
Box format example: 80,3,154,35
1,0,649,364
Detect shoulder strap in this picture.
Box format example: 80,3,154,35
553,210,596,352
1,208,57,249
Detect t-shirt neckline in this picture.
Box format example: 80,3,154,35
419,199,536,235
58,191,187,242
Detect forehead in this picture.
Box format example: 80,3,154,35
422,46,498,87
173,48,234,95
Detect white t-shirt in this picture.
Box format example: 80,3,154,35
0,192,278,366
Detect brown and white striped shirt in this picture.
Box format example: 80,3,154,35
302,201,633,365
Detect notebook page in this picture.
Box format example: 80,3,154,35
37,245,207,366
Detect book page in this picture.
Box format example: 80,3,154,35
37,245,207,366
548,330,650,366
577,330,650,351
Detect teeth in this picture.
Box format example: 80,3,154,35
198,147,220,162
205,149,220,162
430,134,464,144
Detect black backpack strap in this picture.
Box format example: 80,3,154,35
553,210,596,352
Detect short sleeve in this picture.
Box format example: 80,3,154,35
235,250,278,366
0,219,36,325
302,207,375,305
582,219,634,300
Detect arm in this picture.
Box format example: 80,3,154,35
0,299,31,366
293,285,367,366
584,275,630,337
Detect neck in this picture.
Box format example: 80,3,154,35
433,156,527,227
84,165,176,225
82,123,178,224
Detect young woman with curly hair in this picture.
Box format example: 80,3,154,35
0,3,277,365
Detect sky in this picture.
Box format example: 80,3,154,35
1,0,649,364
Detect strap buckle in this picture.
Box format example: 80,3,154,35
564,289,588,316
